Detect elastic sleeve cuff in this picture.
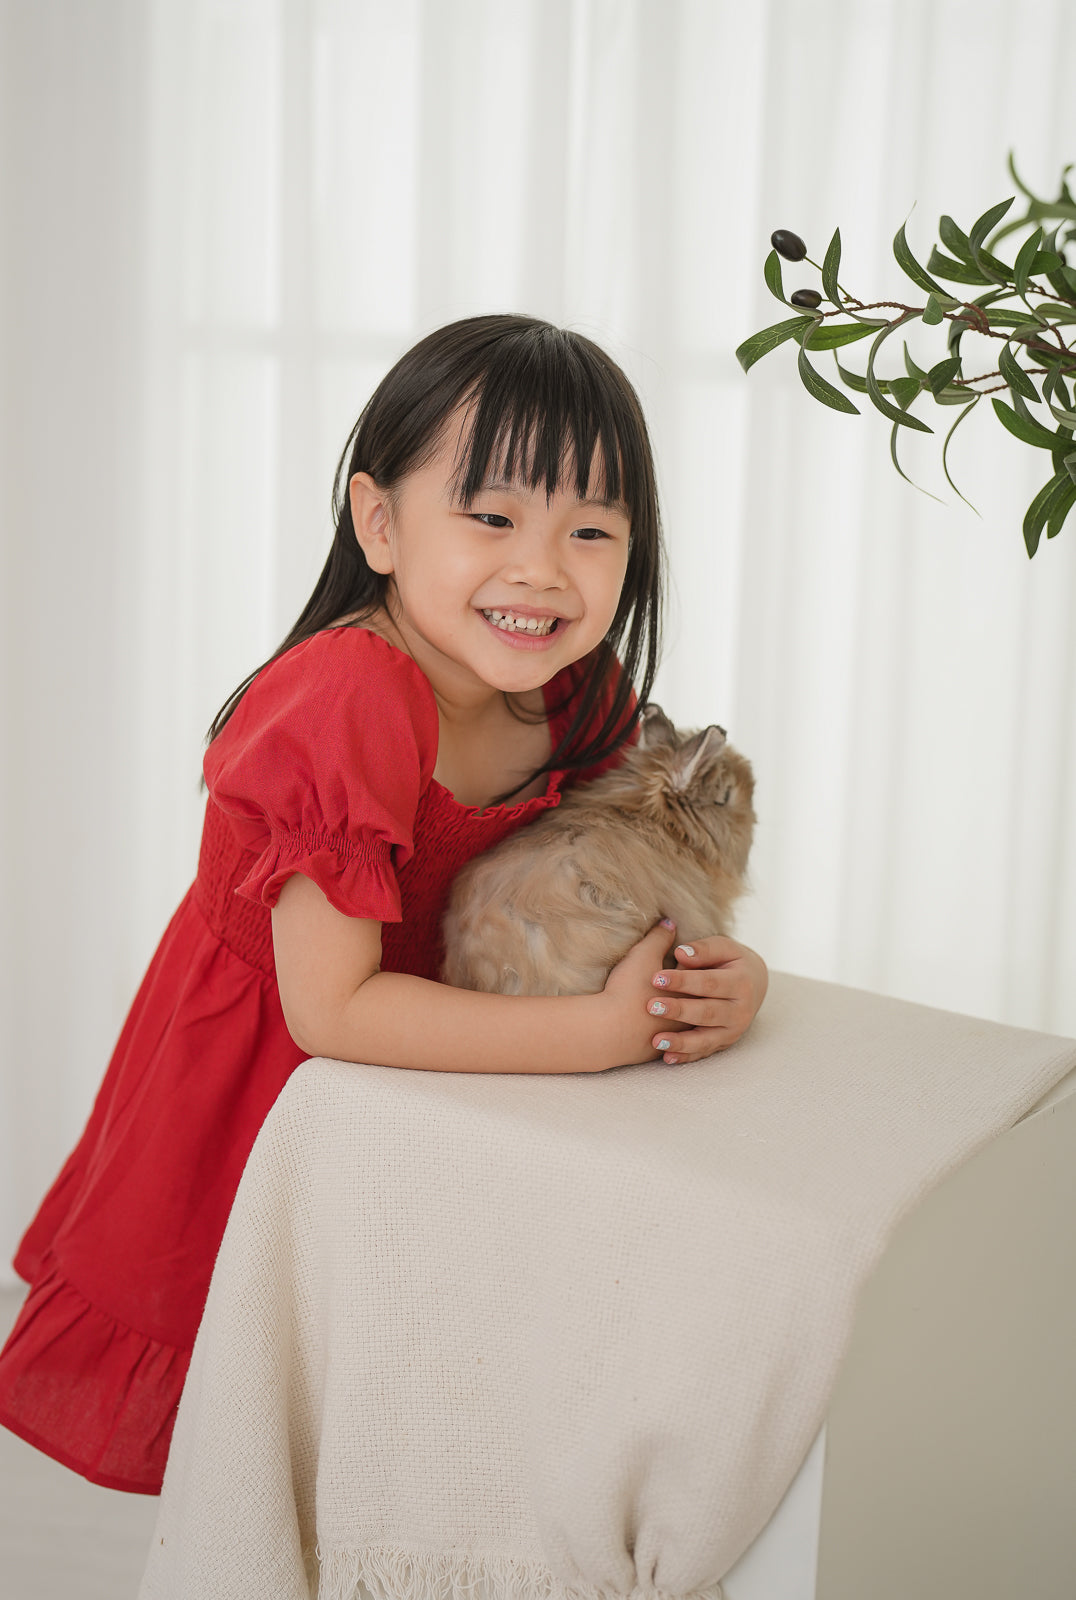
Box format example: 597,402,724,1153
236,829,403,923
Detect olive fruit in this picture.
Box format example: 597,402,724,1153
771,229,807,261
790,288,822,309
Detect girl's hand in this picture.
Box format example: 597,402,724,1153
647,936,768,1063
601,920,691,1065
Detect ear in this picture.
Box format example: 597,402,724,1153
637,703,677,750
670,725,726,792
349,472,395,575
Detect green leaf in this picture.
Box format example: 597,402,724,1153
1064,451,1076,486
1032,302,1076,324
888,376,920,410
1045,261,1076,305
1032,251,1063,273
1023,470,1070,557
1048,401,1076,428
992,397,1065,450
797,343,860,414
946,315,973,360
735,315,815,372
1013,226,1043,297
1044,366,1076,424
1029,349,1076,380
822,228,842,306
889,418,945,504
927,248,992,286
938,208,1011,281
927,356,961,395
998,341,1040,403
934,386,977,405
1046,477,1076,539
1050,416,1074,472
892,222,946,296
991,315,1050,337
1006,380,1048,433
942,398,980,511
795,320,876,351
922,294,946,325
1007,150,1035,201
834,356,869,394
938,215,974,262
903,342,929,381
865,315,934,432
1027,197,1076,226
764,249,788,304
969,196,1015,252
1042,366,1067,405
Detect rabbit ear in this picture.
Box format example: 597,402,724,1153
638,703,677,749
670,725,727,792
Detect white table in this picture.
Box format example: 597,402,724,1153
140,976,1076,1600
724,1061,1076,1599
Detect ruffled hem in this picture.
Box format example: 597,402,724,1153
237,827,403,921
0,1258,189,1494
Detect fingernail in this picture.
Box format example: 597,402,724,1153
655,1037,671,1050
664,1053,679,1065
676,944,695,958
653,973,670,988
660,918,676,930
648,1000,667,1016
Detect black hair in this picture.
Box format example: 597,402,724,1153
206,314,665,797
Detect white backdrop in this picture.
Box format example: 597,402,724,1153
2,0,1075,1269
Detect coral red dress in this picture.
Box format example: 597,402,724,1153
0,626,629,1494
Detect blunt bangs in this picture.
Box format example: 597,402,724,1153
449,329,646,522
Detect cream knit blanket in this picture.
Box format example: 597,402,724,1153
139,973,1076,1600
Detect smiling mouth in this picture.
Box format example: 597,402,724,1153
481,609,560,636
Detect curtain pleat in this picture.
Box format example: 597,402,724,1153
2,0,1075,1265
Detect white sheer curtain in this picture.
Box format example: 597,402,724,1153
3,0,1075,1270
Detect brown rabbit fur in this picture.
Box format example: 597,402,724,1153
441,704,756,996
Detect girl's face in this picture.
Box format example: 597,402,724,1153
349,422,631,702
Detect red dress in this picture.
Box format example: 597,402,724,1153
0,626,629,1494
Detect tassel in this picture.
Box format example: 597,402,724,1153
310,1544,725,1600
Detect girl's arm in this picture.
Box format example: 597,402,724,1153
272,872,680,1075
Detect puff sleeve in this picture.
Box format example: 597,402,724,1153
202,629,440,922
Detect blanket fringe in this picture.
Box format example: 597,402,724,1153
311,1545,725,1600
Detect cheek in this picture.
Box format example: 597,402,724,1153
593,549,630,617
395,532,478,598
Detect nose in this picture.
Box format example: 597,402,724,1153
501,529,568,591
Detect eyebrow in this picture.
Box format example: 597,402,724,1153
474,480,630,517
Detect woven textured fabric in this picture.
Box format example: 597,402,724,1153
139,973,1076,1600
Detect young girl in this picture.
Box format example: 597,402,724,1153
0,314,768,1495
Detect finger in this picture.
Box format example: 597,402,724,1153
647,994,749,1031
627,921,675,966
653,1024,746,1063
652,966,746,999
644,917,679,966
671,936,747,968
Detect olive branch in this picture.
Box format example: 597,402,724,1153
736,154,1076,557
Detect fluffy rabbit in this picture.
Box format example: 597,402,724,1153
442,704,755,995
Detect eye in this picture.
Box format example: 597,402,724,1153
471,512,512,528
571,526,610,541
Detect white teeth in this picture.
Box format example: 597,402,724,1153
482,609,557,636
